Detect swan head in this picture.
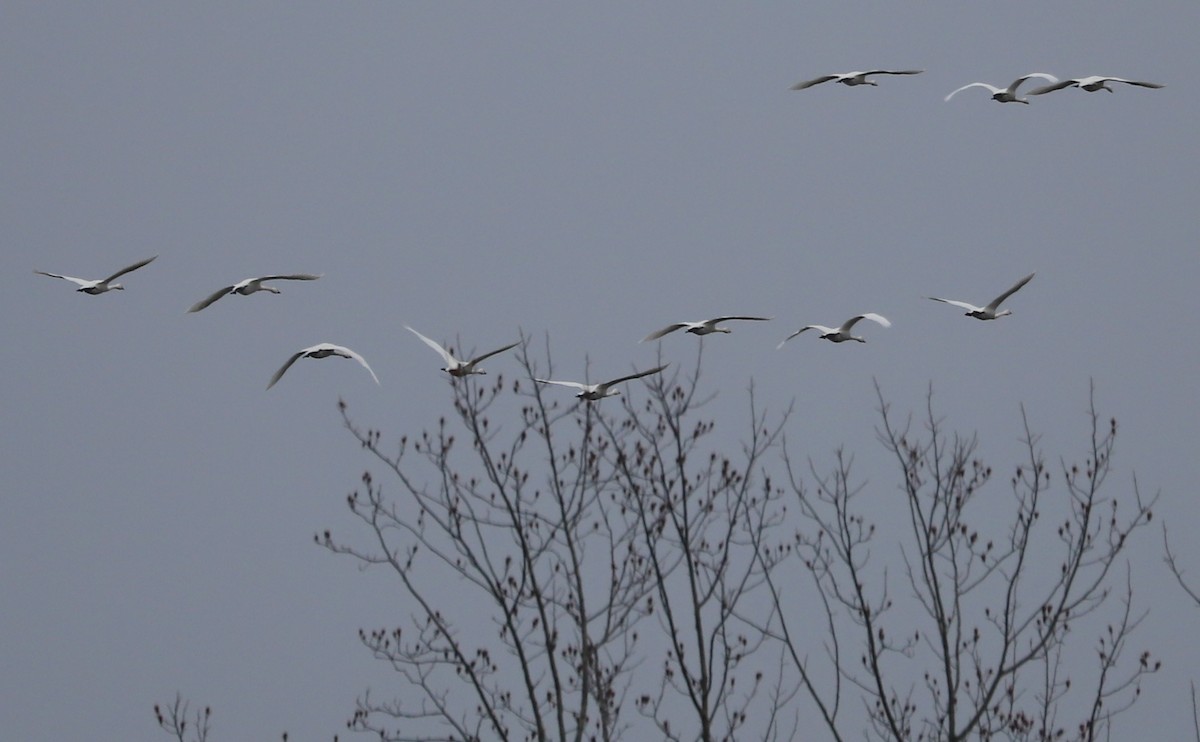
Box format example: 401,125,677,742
107,283,125,291
996,309,1013,318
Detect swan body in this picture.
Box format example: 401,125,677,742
535,365,667,401
641,316,771,342
927,273,1034,320
790,70,923,91
777,313,891,348
188,274,321,313
34,256,158,294
944,73,1058,104
267,343,380,389
1029,76,1164,96
405,326,519,377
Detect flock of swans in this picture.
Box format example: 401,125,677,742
789,69,1163,104
34,65,1160,397
34,254,1038,398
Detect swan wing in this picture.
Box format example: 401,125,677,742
1009,73,1058,94
984,272,1035,312
790,75,837,91
603,365,668,388
945,82,1000,102
927,297,982,312
405,326,458,366
102,255,158,283
267,351,305,389
841,313,890,332
255,273,322,282
336,345,381,386
534,378,589,391
34,270,90,287
1107,77,1164,89
1029,79,1076,95
776,326,814,349
641,323,688,342
469,341,521,365
188,285,235,313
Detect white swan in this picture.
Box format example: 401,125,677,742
944,73,1058,104
535,365,668,401
1030,76,1164,96
790,70,923,91
188,274,321,313
34,256,158,294
927,273,1034,320
405,326,519,377
641,316,771,342
777,313,891,348
267,343,380,389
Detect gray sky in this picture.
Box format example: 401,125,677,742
3,2,1198,739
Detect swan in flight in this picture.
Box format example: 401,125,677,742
641,316,771,342
535,365,668,401
790,70,923,90
405,326,519,377
927,272,1035,320
267,343,380,389
34,256,158,294
1029,76,1164,96
944,73,1058,104
777,313,891,348
188,274,321,313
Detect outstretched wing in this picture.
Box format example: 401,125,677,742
790,75,838,91
267,351,305,389
405,326,458,366
603,365,668,388
711,316,772,323
338,346,381,386
469,341,520,365
927,297,982,312
945,82,1000,102
1029,79,1076,95
641,323,688,342
841,313,891,332
776,327,814,349
984,272,1035,313
256,273,322,282
534,378,589,391
102,255,158,283
1108,78,1164,89
188,285,235,313
1009,73,1058,94
34,270,90,287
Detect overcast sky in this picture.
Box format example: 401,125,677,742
3,2,1198,739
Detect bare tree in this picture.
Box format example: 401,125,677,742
324,340,794,741
154,694,211,742
1163,521,1200,742
763,381,1159,742
316,340,1161,741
